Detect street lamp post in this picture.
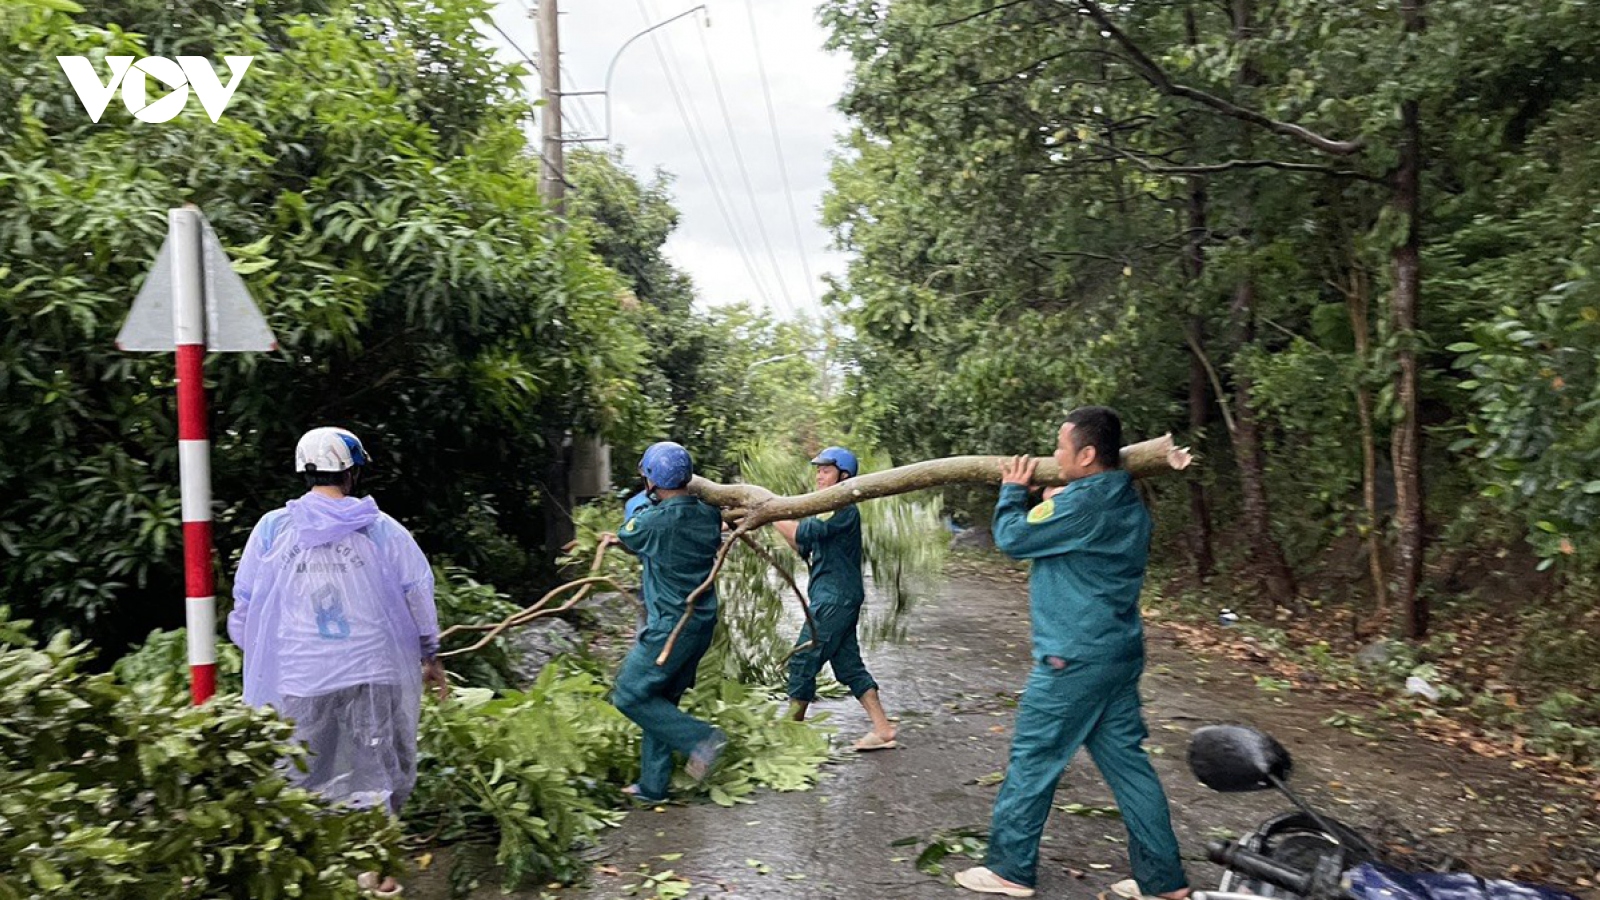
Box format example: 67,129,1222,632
561,4,709,144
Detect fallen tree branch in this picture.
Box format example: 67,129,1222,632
451,437,1195,666
440,543,615,636
439,575,638,659
657,435,1192,663
656,523,752,665
736,533,819,661
689,434,1192,528
439,543,637,659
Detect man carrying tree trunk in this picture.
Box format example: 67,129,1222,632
956,408,1190,900
600,441,728,803
772,446,898,752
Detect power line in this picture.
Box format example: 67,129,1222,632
561,64,605,138
691,9,795,313
632,0,777,310
487,16,540,73
744,0,821,309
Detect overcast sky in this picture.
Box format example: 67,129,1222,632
484,0,853,319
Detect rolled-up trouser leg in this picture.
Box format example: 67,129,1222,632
825,607,878,699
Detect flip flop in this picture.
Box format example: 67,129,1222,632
853,732,899,752
953,866,1036,897
1110,878,1190,900
622,783,668,805
357,871,403,898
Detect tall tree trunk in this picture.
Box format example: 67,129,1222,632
1227,0,1297,604
1180,11,1217,584
1393,0,1428,638
1230,279,1298,603
1183,174,1216,582
1345,262,1390,629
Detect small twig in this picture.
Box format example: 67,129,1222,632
736,533,819,662
656,523,750,665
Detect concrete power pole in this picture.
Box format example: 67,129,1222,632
535,0,576,552
537,0,565,218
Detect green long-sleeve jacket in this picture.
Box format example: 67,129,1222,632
618,495,723,631
992,470,1152,664
795,504,864,610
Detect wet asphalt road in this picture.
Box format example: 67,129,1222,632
420,569,1598,900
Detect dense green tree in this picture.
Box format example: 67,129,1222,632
819,0,1600,642
0,0,651,649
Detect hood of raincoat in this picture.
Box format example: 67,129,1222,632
287,491,381,546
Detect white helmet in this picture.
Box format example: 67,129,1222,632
294,427,370,473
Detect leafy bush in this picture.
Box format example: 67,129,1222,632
409,663,637,888
409,657,832,892
112,626,244,696
0,609,400,900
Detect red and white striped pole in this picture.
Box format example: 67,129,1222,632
172,208,217,704
119,206,275,703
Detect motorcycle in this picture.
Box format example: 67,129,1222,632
1185,724,1582,900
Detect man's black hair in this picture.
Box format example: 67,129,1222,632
303,467,360,493
1065,406,1123,469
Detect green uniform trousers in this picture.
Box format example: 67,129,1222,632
785,603,878,703
612,620,721,801
985,656,1188,894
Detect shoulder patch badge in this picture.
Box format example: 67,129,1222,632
1026,499,1055,524
623,518,639,533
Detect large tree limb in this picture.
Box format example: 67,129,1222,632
689,434,1192,528
1073,0,1364,157
654,435,1192,663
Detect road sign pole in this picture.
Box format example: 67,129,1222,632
119,205,277,705
172,208,217,704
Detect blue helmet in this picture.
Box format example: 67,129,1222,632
810,446,859,478
639,441,693,489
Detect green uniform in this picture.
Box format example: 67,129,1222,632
983,471,1187,894
612,495,726,801
785,504,877,702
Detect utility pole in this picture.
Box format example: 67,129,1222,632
534,0,577,553
537,0,565,219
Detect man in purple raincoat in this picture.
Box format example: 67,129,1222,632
229,427,446,893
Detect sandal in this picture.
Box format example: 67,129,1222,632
953,866,1036,897
853,732,899,752
1110,878,1190,900
357,871,403,898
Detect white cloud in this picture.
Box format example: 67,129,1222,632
484,0,852,319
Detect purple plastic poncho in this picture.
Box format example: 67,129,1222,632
228,491,439,814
